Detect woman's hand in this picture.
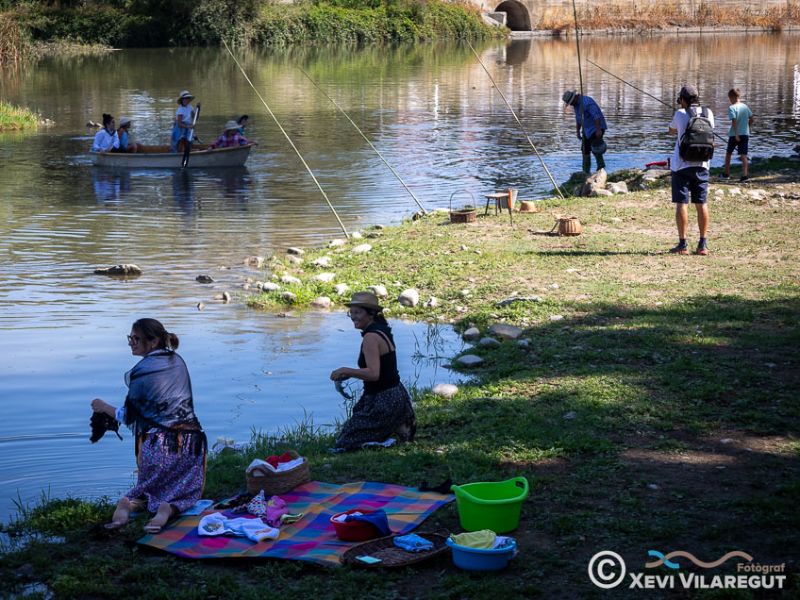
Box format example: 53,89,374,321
330,368,350,382
91,398,116,417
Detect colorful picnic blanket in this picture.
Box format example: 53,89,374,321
138,481,453,566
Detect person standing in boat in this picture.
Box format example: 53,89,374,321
330,292,416,451
170,90,199,153
90,318,207,533
209,120,250,149
116,117,140,153
90,113,120,153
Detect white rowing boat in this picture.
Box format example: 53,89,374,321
90,143,253,168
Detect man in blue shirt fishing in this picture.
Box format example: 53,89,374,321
563,90,607,174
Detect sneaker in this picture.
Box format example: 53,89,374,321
739,176,750,182
693,245,709,256
719,173,730,180
669,244,688,255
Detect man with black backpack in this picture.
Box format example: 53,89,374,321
668,84,715,256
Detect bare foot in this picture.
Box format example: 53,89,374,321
143,502,175,534
105,497,138,529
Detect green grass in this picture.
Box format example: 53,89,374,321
1,163,798,598
0,100,39,131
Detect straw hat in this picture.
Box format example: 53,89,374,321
224,120,240,132
345,291,382,311
562,90,577,105
119,117,132,127
177,90,194,104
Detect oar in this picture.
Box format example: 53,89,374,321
182,102,201,169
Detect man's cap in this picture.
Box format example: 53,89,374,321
119,117,132,127
679,85,699,101
224,120,240,131
562,90,577,105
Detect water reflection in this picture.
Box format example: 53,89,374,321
92,169,131,204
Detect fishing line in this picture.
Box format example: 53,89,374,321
221,39,349,238
466,41,565,199
572,0,587,137
586,58,727,143
298,67,428,215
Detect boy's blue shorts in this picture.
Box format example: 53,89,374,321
726,135,749,156
671,167,709,204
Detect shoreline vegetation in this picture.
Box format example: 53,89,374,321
0,100,40,131
2,160,799,597
1,1,799,65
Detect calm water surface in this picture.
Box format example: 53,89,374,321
0,34,798,523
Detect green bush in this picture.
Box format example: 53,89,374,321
14,5,138,46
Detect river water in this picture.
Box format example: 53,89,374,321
0,33,798,524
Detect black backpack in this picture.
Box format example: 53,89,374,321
679,106,714,161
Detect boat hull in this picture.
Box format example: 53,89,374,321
91,144,253,168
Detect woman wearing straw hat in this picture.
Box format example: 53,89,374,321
170,90,199,153
209,120,250,149
330,292,416,451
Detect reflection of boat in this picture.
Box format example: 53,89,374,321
90,144,253,168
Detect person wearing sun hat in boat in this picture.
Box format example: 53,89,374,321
116,117,140,153
170,90,199,153
329,291,417,451
209,119,250,149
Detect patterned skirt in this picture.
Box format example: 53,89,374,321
335,383,416,451
126,430,207,513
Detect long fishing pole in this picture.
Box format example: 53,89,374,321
298,67,428,215
586,58,727,142
572,0,586,140
221,39,349,238
466,41,565,199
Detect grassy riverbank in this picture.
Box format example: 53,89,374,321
1,161,798,597
0,100,39,131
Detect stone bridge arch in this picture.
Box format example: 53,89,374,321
494,0,531,31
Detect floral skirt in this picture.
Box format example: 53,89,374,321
335,383,416,451
126,430,207,513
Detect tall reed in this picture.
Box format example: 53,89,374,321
0,14,29,69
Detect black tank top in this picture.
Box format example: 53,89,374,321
358,323,400,394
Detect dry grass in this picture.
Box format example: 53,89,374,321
0,13,28,69
536,0,800,32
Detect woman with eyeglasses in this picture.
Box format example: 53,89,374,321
91,318,206,533
329,292,416,451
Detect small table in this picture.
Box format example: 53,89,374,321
484,192,513,225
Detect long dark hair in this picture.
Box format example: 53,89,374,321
132,318,179,350
364,307,390,329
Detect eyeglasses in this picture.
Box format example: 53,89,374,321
127,334,141,344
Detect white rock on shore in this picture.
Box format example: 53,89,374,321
398,288,420,307
432,383,459,399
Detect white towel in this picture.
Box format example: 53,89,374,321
246,456,306,475
198,512,280,542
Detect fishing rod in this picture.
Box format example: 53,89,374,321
466,41,565,200
298,67,428,216
572,0,587,139
221,39,349,238
586,58,727,143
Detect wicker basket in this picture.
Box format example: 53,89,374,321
245,450,311,495
557,216,583,236
341,533,450,568
449,190,477,224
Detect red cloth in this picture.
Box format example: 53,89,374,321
265,452,294,468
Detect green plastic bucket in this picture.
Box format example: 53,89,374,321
451,476,529,533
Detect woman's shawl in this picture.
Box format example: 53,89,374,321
123,350,203,452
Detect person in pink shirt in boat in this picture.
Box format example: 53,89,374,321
209,120,250,149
